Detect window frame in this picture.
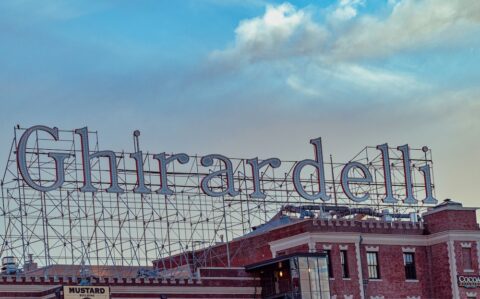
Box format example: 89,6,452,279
324,250,333,278
462,247,473,271
340,250,349,278
403,252,417,280
366,251,380,279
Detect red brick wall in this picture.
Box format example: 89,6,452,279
424,210,478,234
454,241,479,299
359,245,430,298
315,242,361,298
429,242,452,298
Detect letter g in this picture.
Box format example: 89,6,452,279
17,125,71,192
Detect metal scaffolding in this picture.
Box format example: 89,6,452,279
0,126,435,278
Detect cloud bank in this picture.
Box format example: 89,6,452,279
213,0,480,63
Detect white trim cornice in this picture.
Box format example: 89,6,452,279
269,231,480,256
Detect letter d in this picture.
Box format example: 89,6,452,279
293,138,331,201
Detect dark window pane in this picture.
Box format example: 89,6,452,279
325,250,333,278
403,253,416,280
341,250,349,278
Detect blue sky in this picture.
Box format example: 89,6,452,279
1,0,479,206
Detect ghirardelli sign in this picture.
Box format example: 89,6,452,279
16,125,437,205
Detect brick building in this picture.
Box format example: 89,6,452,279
1,199,479,298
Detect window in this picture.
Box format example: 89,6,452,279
367,252,380,279
294,256,331,299
324,250,333,278
340,250,349,278
403,252,416,280
463,247,473,270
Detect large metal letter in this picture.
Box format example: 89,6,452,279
419,164,437,204
17,125,71,192
130,151,151,194
246,157,281,199
201,154,239,197
292,138,330,201
152,152,189,195
376,143,397,204
340,162,373,202
397,144,417,204
75,127,124,193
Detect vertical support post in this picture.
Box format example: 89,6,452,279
13,127,27,266
222,194,231,268
330,154,338,207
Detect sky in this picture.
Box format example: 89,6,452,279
0,0,479,207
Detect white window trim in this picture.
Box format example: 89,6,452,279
466,291,477,297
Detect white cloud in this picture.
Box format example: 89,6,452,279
210,0,480,97
331,0,364,21
213,0,480,63
332,64,417,88
333,0,480,60
210,3,328,64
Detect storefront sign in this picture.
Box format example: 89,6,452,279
16,125,437,205
458,275,480,288
63,286,110,299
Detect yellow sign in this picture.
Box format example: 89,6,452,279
63,286,110,299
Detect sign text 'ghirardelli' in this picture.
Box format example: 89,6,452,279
16,125,437,205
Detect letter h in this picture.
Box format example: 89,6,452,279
75,127,124,193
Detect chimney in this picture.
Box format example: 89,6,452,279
24,254,37,272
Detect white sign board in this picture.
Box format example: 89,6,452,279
63,286,110,299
